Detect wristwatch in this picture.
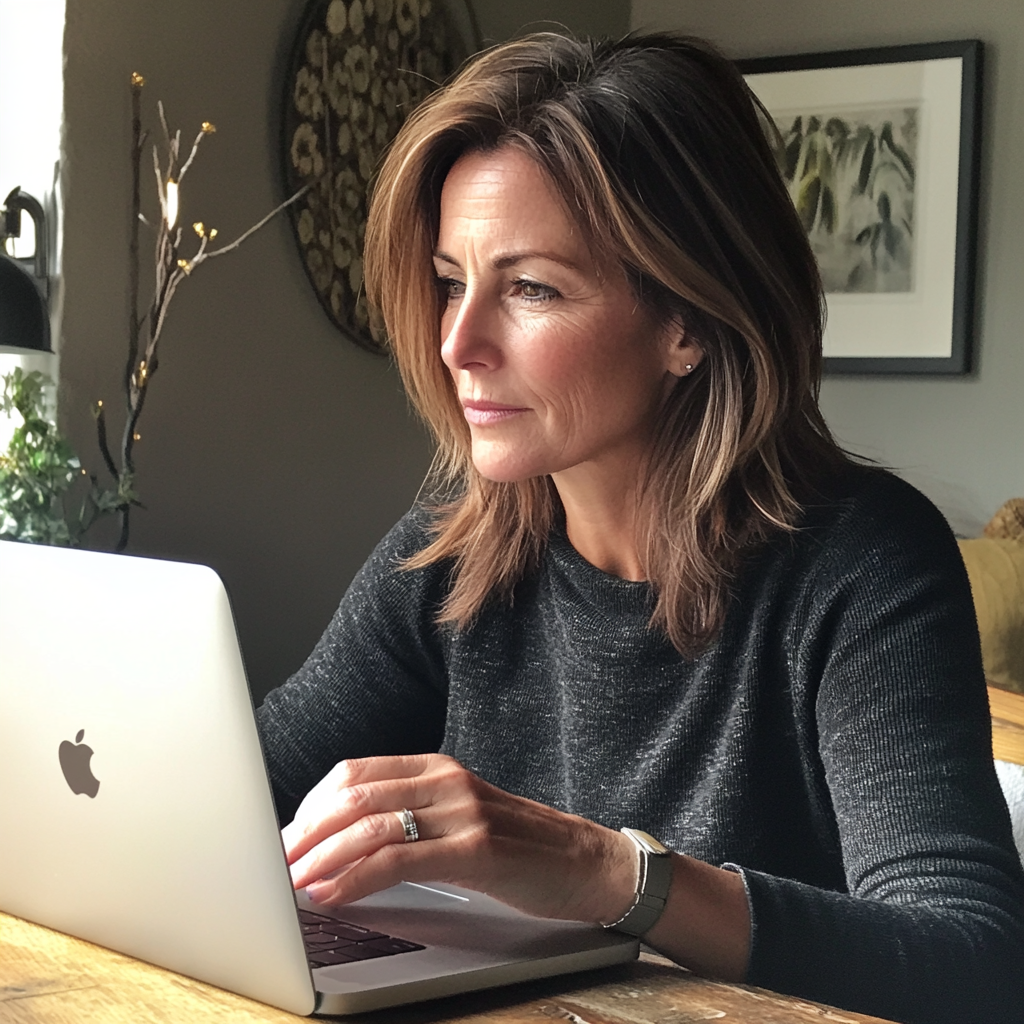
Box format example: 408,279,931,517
602,828,673,937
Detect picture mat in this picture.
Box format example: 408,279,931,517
746,58,962,359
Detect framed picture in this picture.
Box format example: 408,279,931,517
739,40,982,375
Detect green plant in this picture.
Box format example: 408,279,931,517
0,368,118,545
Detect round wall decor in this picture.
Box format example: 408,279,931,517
282,0,475,353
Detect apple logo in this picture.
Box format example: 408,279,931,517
58,729,100,798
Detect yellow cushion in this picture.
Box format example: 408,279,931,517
984,497,1024,542
959,538,1024,695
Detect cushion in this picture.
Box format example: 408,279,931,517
984,497,1024,542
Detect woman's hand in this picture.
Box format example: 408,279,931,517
281,753,638,924
283,753,751,980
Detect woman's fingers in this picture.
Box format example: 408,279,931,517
303,825,462,905
284,754,491,893
283,767,437,864
289,805,435,889
314,754,437,794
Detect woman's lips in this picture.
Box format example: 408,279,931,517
461,400,529,426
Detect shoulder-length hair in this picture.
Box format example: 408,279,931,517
364,31,848,656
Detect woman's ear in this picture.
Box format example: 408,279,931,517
663,320,703,378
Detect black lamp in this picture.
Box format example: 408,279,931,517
0,187,52,355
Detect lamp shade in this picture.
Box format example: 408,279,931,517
0,252,52,354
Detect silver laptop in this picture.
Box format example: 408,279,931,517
0,539,637,1014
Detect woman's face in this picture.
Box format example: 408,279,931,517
435,147,701,490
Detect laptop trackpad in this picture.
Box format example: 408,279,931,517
348,882,470,911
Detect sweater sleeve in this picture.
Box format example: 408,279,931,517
740,474,1024,1024
256,508,450,824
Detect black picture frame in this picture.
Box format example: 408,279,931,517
738,40,982,375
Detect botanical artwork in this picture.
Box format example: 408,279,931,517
773,105,918,293
283,0,470,352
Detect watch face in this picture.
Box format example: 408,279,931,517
624,828,670,856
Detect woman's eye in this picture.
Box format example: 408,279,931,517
437,277,465,300
512,279,558,303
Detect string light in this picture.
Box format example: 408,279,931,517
130,72,145,87
176,258,192,275
133,433,141,441
193,221,205,238
201,122,216,134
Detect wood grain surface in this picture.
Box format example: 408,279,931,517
0,911,898,1024
990,685,1024,765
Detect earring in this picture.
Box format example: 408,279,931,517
684,364,693,373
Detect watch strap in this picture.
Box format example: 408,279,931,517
603,828,672,937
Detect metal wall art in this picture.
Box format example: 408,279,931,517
740,41,982,375
282,0,478,353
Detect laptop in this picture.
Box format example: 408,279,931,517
0,539,638,1015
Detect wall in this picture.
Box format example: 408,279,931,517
475,0,626,43
632,0,1024,536
58,0,627,703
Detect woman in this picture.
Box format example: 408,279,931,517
258,33,1024,1024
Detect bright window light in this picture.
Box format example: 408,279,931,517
0,0,65,436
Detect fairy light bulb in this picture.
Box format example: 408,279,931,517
165,179,179,228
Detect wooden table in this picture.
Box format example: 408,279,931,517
0,910,898,1024
990,685,1024,765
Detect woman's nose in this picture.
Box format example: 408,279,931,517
440,288,501,374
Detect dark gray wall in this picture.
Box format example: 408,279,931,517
632,0,1024,536
59,0,628,702
477,0,627,42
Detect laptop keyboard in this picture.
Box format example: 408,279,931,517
299,908,425,967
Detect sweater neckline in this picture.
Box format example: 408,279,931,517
546,522,656,619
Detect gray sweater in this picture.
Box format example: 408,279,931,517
257,468,1024,1024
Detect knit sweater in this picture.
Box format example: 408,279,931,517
257,468,1024,1024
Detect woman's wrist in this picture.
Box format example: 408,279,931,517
582,825,751,981
643,854,751,981
601,829,673,935
572,823,640,926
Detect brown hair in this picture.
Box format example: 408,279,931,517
364,32,848,655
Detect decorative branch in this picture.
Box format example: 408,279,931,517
92,402,119,482
195,189,310,262
95,72,310,552
126,72,145,404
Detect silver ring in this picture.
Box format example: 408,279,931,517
397,808,419,843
